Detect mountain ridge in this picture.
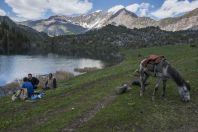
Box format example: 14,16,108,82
16,7,198,36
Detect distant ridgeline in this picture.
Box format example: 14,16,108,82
0,16,198,61
46,25,198,60
78,25,198,48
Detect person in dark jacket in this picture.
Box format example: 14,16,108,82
44,73,57,90
28,73,39,89
22,77,34,97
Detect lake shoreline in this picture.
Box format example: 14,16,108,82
0,54,104,86
0,70,75,97
0,63,110,97
0,54,121,97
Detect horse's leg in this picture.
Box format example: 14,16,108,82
140,73,144,96
140,71,146,96
162,79,167,98
152,78,162,101
140,72,149,96
143,73,149,89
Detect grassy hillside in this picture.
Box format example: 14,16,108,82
0,45,197,132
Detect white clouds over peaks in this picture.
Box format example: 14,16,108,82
48,0,92,15
4,0,198,21
125,4,140,13
109,1,198,19
137,3,152,16
108,5,124,14
5,0,93,20
0,8,6,16
151,0,198,19
108,3,152,16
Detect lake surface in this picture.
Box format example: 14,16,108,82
0,55,104,86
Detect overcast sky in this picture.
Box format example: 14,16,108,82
0,0,198,21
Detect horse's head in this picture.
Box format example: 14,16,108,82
179,81,191,102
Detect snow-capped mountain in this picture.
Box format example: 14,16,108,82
19,7,198,36
19,16,88,36
107,8,157,29
64,11,112,29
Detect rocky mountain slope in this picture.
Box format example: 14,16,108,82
19,8,198,36
159,8,198,31
20,16,88,36
108,8,157,29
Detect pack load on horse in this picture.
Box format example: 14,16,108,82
138,54,191,102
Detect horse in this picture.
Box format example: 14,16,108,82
139,55,191,102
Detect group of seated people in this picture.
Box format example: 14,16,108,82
20,73,57,98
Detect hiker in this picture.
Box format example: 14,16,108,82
44,73,57,90
28,73,39,89
22,77,34,97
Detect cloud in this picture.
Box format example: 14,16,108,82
109,3,152,16
151,0,198,19
48,0,93,15
0,8,6,16
5,0,93,20
137,3,151,16
108,5,124,13
126,4,140,13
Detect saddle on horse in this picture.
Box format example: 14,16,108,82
142,55,165,75
143,55,165,66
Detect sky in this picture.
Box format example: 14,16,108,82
0,0,198,21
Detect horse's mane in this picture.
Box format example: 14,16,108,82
167,65,185,87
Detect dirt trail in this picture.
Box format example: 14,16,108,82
61,94,117,132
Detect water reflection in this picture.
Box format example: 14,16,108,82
0,55,104,86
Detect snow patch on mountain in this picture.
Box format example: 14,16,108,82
94,10,102,13
19,7,198,36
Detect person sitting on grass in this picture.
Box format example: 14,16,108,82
22,77,34,97
44,73,57,90
28,73,39,89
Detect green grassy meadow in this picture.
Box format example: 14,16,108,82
0,45,197,132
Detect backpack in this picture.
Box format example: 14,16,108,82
12,89,28,101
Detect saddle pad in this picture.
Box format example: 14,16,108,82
143,54,164,66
